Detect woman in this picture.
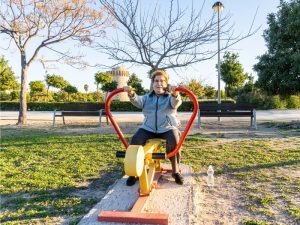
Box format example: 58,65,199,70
125,70,184,186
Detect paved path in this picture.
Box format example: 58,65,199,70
1,110,300,124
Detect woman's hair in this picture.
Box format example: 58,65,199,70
151,70,169,83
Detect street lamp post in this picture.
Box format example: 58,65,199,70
212,2,224,106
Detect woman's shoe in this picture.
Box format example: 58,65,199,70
172,173,184,185
126,176,137,186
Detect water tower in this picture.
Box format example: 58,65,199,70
107,65,129,101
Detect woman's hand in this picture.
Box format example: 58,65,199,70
169,85,179,97
124,86,135,97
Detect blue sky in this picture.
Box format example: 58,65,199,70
0,0,280,92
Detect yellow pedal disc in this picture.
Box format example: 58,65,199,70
124,145,145,176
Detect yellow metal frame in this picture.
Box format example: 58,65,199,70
124,139,163,195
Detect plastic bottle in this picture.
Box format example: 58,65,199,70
207,165,214,186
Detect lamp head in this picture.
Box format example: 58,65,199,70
212,1,224,12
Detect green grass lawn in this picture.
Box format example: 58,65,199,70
184,133,300,224
0,125,299,224
0,129,126,224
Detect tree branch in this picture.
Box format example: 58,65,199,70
97,0,259,71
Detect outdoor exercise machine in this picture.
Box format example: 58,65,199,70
98,86,198,225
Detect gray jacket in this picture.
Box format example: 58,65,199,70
129,91,182,133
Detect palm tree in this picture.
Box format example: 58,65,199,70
84,84,89,102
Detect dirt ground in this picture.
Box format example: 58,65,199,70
1,118,300,225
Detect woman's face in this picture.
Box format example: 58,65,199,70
152,75,167,95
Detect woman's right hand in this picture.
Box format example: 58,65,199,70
124,86,135,97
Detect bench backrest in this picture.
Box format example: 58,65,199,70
55,103,105,111
199,103,254,111
61,111,101,116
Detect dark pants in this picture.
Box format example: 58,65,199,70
130,128,181,174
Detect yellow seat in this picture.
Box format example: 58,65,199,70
124,139,164,195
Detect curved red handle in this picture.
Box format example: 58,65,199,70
105,88,129,149
166,87,198,159
105,87,199,157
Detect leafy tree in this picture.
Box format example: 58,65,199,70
45,74,68,102
242,73,255,93
254,0,300,96
95,72,113,92
29,80,46,93
94,72,117,100
63,85,78,101
203,85,216,99
0,56,19,91
45,74,68,94
128,73,146,95
180,79,204,99
219,52,247,97
29,80,46,102
0,0,110,124
102,81,118,93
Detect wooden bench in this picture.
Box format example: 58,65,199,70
53,109,108,127
197,103,256,129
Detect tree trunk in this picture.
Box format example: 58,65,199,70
18,53,28,125
47,86,50,101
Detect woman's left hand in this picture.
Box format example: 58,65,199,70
169,85,179,97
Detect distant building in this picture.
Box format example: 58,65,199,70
106,65,129,101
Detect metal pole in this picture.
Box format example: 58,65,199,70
217,9,221,105
217,8,221,121
212,1,224,122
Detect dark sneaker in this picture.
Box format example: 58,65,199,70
172,173,184,185
126,176,137,186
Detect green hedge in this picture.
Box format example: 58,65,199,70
3,95,299,111
0,100,235,112
0,102,105,111
237,93,300,109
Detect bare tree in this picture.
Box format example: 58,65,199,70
0,0,111,125
97,0,258,76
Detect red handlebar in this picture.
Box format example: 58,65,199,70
167,87,198,158
105,88,129,149
105,87,198,159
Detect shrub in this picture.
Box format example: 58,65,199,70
251,95,266,109
265,95,287,109
286,95,300,109
0,91,11,101
236,91,265,109
10,91,19,101
236,91,300,109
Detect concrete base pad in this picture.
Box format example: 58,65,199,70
78,164,193,225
